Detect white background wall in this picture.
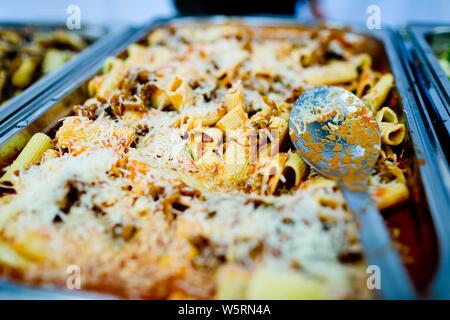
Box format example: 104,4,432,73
0,0,448,26
0,0,175,26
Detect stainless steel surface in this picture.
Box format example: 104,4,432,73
289,86,416,299
422,26,450,103
0,16,448,299
393,30,450,299
0,281,115,300
407,24,450,148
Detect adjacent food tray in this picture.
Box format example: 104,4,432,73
0,17,449,299
407,24,450,151
0,22,126,124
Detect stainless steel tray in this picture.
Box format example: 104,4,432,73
0,16,449,299
407,24,450,106
0,22,127,124
406,24,450,154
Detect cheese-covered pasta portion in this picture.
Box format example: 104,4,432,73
0,24,411,299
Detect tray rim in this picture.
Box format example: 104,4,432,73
406,23,450,141
406,22,450,106
0,21,126,124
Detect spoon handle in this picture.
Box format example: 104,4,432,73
340,185,417,300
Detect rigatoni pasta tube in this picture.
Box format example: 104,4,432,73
379,122,406,145
351,53,372,69
302,60,358,85
373,182,409,210
190,106,226,126
246,268,329,300
202,128,223,149
87,75,104,97
0,242,27,269
1,133,52,182
126,44,148,65
222,140,248,184
258,142,279,160
167,77,193,111
151,88,171,110
363,73,394,112
188,130,203,161
177,172,208,191
261,153,287,195
196,149,221,172
225,83,245,112
386,162,406,183
283,152,308,187
356,68,376,97
98,65,125,98
12,230,47,262
269,116,288,145
376,106,398,124
216,106,248,131
102,56,123,74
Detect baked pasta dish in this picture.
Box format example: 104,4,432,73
0,24,411,299
0,28,87,105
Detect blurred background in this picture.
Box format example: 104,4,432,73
0,0,449,26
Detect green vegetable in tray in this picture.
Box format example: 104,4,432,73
439,46,450,79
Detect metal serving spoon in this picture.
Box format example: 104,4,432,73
289,86,417,299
